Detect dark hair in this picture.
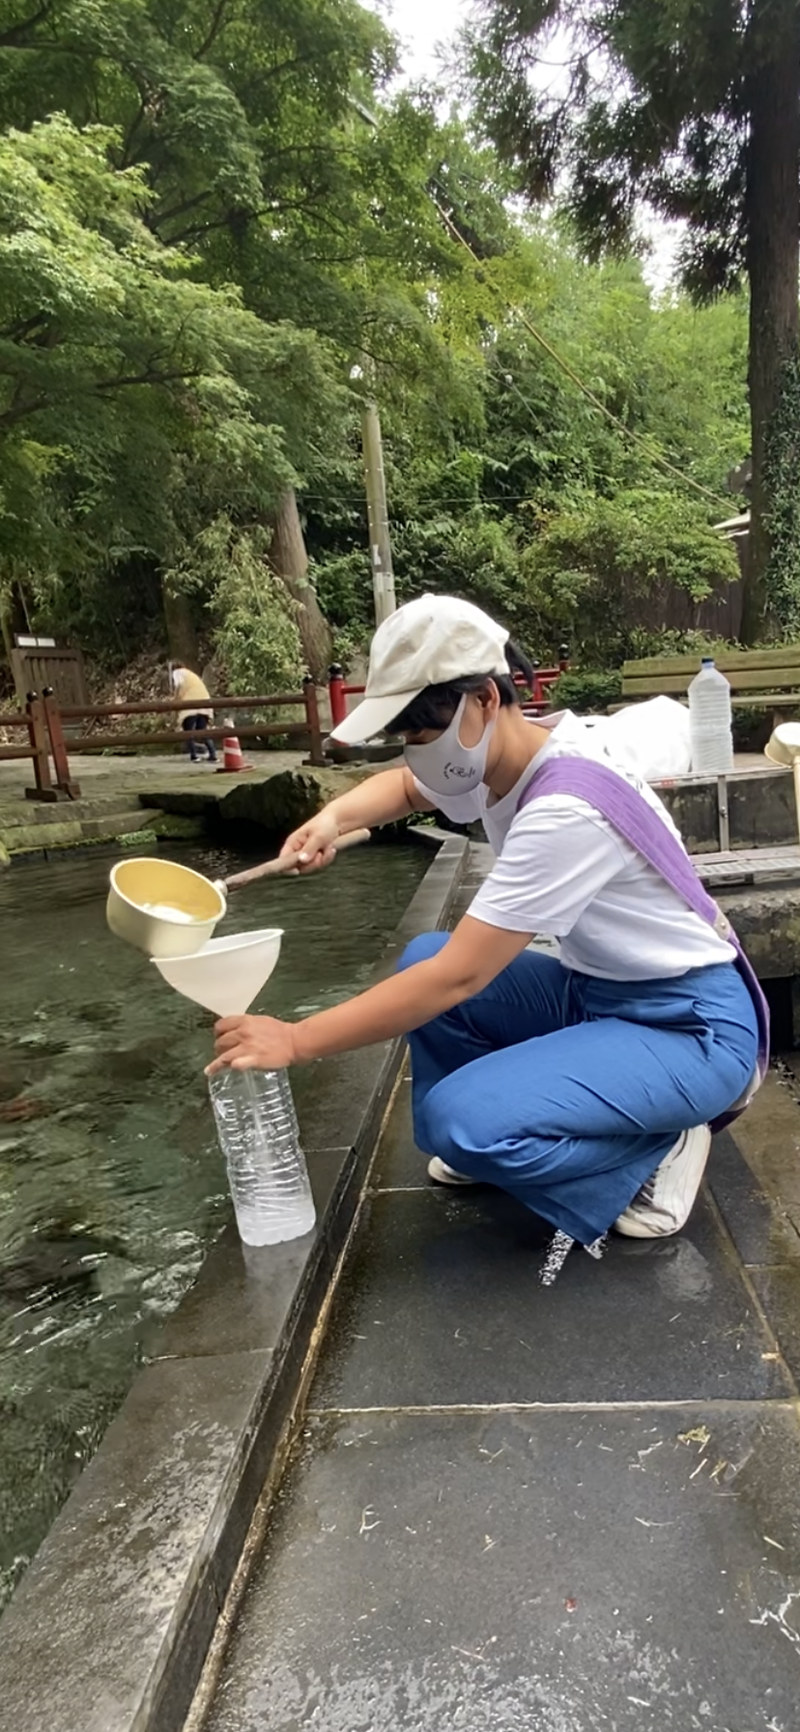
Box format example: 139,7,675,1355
385,637,535,736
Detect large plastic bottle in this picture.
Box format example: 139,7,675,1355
688,657,734,775
208,1067,316,1246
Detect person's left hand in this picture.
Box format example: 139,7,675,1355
206,1014,298,1076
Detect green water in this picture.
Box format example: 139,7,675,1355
0,840,426,1606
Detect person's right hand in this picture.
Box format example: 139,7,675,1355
279,810,341,874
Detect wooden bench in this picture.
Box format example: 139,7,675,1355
619,647,800,714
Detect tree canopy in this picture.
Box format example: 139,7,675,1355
465,0,800,641
0,0,753,690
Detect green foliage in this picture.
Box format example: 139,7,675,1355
464,0,800,638
465,0,753,293
0,0,755,688
313,550,374,644
0,114,343,601
393,510,521,623
165,516,304,692
763,356,800,636
518,488,739,665
552,670,622,713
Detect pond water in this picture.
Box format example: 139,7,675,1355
0,840,427,1606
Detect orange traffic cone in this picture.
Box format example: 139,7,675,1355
222,734,244,772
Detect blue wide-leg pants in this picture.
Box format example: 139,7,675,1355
400,934,759,1244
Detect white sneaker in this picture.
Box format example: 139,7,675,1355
614,1125,712,1238
427,1156,476,1186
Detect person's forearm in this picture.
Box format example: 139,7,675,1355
323,767,425,833
209,920,531,1077
292,952,469,1061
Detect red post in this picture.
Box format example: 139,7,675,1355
24,693,55,802
41,689,81,799
303,677,325,766
328,663,346,731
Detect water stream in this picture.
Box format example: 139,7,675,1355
0,840,426,1605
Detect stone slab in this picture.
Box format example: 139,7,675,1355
750,1266,800,1388
717,883,800,978
204,1402,800,1732
707,1129,800,1267
153,1147,350,1363
371,1074,422,1189
296,1041,397,1158
730,1071,800,1211
657,767,797,853
310,1187,788,1410
0,1351,274,1732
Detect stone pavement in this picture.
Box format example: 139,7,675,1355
0,747,306,807
0,750,372,858
196,854,800,1732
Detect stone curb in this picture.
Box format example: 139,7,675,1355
0,832,469,1732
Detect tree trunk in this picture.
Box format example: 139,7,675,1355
266,488,332,681
1,581,30,672
161,581,199,668
741,0,800,643
0,603,15,667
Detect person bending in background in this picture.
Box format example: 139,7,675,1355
171,665,217,763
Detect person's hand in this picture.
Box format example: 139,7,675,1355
279,810,340,875
205,1015,299,1075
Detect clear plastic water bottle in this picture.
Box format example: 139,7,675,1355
208,1067,316,1246
688,657,734,775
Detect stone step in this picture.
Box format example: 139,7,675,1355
0,810,161,858
0,794,147,829
78,810,159,842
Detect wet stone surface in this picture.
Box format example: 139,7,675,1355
203,1048,800,1732
309,1185,789,1410
206,1403,800,1732
0,1350,275,1732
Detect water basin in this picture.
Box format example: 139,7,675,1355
0,839,426,1606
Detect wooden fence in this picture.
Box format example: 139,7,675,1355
0,683,325,802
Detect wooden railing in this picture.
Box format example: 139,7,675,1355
0,694,59,801
327,647,570,735
0,682,325,802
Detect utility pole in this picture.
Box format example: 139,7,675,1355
349,94,397,627
360,374,396,625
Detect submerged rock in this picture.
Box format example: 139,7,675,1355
0,1096,51,1124
0,1224,129,1306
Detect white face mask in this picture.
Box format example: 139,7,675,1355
403,694,496,797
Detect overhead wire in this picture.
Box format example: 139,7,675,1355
345,94,731,515
427,189,729,510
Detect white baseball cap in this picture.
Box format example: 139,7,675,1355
329,594,509,744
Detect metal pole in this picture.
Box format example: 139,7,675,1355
360,382,396,627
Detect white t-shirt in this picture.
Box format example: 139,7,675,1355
414,713,734,982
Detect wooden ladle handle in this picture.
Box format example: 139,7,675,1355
222,828,371,892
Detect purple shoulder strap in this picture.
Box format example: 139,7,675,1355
518,757,769,1129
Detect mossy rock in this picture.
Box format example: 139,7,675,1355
116,829,159,848
137,789,216,818
146,811,206,841
218,767,369,836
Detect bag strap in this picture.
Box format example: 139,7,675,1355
518,756,769,1127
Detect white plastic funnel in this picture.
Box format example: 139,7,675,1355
152,927,283,1017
